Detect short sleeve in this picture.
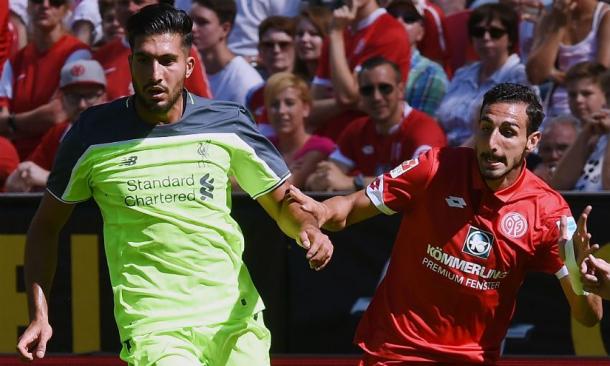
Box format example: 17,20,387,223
528,200,574,274
366,148,436,215
46,116,93,203
229,108,290,199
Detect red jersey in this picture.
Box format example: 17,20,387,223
357,147,571,364
94,38,212,101
314,9,411,140
331,104,446,176
0,136,19,189
245,82,276,138
27,121,70,171
0,35,89,159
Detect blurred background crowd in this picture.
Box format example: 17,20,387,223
0,0,609,194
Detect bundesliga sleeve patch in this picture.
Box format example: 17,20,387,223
389,158,419,178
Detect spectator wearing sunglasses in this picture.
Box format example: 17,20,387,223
190,0,262,106
436,3,529,146
387,0,448,117
5,59,107,192
308,0,411,142
245,15,297,138
0,0,92,160
305,57,445,192
526,0,610,117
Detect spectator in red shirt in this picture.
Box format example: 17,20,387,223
0,0,91,160
5,59,107,192
309,0,411,141
306,57,445,191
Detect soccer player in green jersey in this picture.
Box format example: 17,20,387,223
17,4,333,365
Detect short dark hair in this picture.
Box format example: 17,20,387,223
192,0,236,26
258,16,296,41
126,3,193,50
565,61,608,86
480,83,544,135
357,56,402,84
468,3,518,51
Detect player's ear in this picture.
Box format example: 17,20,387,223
185,55,195,79
525,130,541,154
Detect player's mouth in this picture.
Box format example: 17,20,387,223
480,153,505,169
146,86,167,98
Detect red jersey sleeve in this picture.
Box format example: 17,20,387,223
186,47,212,98
365,147,437,215
528,196,573,274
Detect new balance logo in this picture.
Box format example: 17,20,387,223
119,156,138,166
446,196,466,208
200,173,215,200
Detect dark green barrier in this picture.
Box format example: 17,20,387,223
0,193,609,355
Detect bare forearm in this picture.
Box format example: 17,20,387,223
12,99,66,138
322,190,377,230
329,31,359,106
572,294,603,327
24,219,61,321
526,16,565,83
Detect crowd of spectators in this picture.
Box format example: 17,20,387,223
1,0,610,193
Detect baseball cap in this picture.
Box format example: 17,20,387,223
386,0,424,23
60,60,107,89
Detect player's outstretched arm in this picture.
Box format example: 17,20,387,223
17,192,74,361
583,255,610,300
558,207,603,326
288,185,380,231
257,181,334,270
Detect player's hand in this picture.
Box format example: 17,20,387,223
288,185,329,227
17,319,53,361
559,207,599,274
582,255,610,299
298,223,334,271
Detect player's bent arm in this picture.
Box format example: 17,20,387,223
258,180,319,239
559,275,603,327
321,190,380,231
258,181,333,270
25,192,75,320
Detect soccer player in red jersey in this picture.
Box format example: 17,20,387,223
291,82,603,365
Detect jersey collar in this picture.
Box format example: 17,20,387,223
471,153,527,203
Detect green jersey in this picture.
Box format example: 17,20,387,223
47,92,290,341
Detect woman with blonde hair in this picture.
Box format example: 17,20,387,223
265,72,335,189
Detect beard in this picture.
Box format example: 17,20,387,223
133,79,184,114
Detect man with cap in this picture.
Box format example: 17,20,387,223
5,59,107,192
386,0,448,117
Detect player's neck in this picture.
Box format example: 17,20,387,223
355,3,379,23
484,163,524,192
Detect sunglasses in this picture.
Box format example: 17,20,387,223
471,26,507,39
388,11,422,24
359,83,395,97
30,0,67,7
261,41,293,51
